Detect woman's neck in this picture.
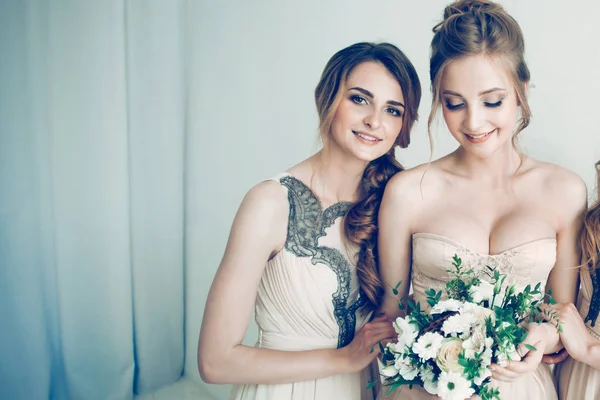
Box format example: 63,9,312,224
309,149,367,205
452,144,524,184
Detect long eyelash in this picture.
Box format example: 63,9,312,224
351,95,367,104
445,102,465,111
386,107,402,117
485,100,503,108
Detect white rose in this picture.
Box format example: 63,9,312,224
437,337,464,373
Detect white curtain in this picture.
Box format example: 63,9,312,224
0,1,188,398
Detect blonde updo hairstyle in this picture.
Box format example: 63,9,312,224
429,0,531,152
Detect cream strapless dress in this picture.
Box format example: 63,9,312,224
378,232,558,400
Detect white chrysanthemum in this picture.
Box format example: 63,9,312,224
442,313,476,336
437,371,475,400
393,317,419,350
430,299,464,315
468,280,495,304
412,332,444,361
420,364,435,382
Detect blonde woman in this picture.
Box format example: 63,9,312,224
370,1,587,399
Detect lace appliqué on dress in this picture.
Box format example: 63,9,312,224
585,270,600,328
280,175,363,348
412,245,522,300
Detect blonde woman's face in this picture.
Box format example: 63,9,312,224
440,54,519,158
328,61,405,163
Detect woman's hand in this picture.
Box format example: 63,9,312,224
339,315,396,373
542,348,569,365
490,323,548,382
543,302,592,363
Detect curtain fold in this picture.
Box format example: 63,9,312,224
0,1,186,398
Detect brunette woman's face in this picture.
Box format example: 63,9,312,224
328,61,405,163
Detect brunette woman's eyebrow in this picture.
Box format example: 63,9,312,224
348,87,405,109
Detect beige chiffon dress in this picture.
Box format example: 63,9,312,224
230,173,374,400
378,232,558,400
555,266,600,399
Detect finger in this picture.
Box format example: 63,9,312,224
365,320,396,332
369,328,397,345
370,315,389,322
542,348,569,365
506,342,543,374
490,364,520,382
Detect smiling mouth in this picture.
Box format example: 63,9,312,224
464,129,496,140
353,131,382,142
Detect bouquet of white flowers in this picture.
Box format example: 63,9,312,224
379,255,559,400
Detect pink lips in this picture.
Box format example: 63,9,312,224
353,130,382,144
464,129,496,144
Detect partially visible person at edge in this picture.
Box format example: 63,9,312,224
360,1,587,399
543,160,600,399
197,42,422,400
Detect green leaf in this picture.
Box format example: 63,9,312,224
366,380,377,390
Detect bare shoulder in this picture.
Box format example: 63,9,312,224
528,159,588,217
233,178,290,242
385,162,446,201
240,179,289,220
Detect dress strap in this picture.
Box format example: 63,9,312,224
263,172,290,184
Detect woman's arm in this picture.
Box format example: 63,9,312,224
377,172,419,320
541,171,587,353
547,302,600,369
198,181,394,385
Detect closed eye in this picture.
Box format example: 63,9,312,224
484,100,503,108
445,102,465,111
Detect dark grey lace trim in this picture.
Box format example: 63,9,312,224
585,269,600,327
280,175,362,348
